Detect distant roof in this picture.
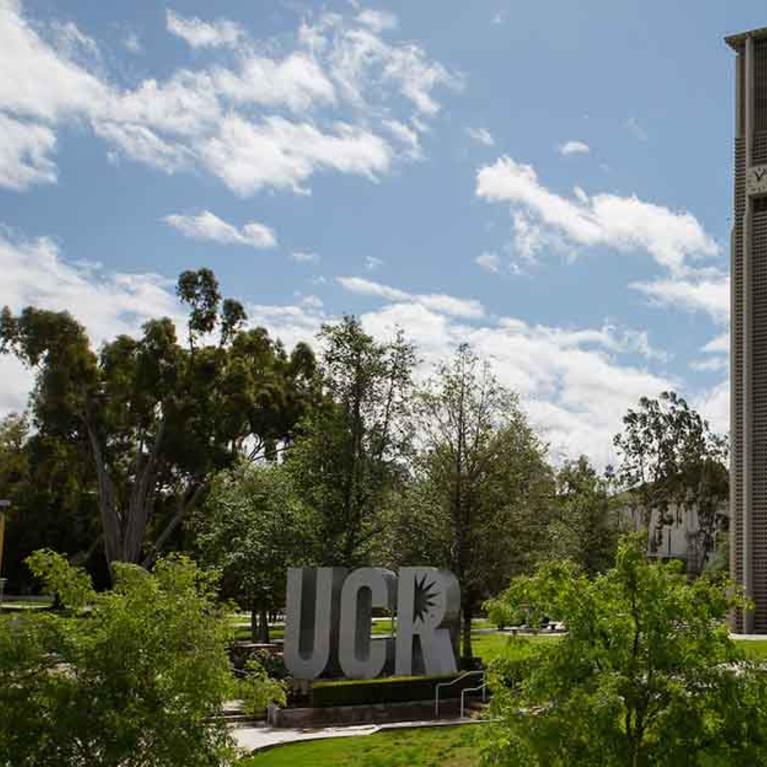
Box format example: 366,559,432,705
726,27,767,50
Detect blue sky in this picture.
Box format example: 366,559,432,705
0,0,759,465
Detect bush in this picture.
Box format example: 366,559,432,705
482,535,767,766
0,551,238,767
310,674,479,707
238,659,287,716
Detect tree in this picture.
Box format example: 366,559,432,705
194,462,316,643
483,536,767,766
547,456,618,576
0,551,238,767
413,344,552,660
613,391,728,573
287,316,415,567
0,269,317,571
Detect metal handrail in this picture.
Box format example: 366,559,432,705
459,679,487,718
434,669,484,717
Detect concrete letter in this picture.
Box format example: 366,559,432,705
395,567,460,676
284,567,346,679
338,567,396,679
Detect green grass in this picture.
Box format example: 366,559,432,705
239,725,482,767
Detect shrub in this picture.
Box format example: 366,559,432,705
0,551,237,767
482,535,767,766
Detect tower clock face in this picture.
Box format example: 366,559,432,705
747,164,767,196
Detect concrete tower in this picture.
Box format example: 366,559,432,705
727,28,767,633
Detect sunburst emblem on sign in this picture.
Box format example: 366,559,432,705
413,574,440,623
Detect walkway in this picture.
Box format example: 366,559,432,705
232,717,482,754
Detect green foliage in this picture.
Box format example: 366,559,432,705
397,343,553,658
238,659,286,716
613,391,729,573
0,552,237,767
287,316,415,567
0,269,316,570
547,456,619,575
194,462,315,641
482,536,767,766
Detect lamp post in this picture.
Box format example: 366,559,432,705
0,499,9,607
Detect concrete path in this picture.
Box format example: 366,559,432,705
233,717,482,754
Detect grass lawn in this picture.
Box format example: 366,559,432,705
240,725,482,767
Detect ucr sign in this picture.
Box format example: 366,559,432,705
283,567,460,680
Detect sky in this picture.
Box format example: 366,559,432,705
0,0,762,467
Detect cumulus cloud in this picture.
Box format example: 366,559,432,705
0,2,457,194
0,113,57,189
163,210,277,249
631,274,728,324
199,115,392,195
475,252,501,273
356,9,397,32
558,140,590,155
476,156,719,275
466,127,494,146
291,251,320,263
166,9,244,49
337,276,486,320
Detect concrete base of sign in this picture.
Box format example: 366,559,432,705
266,699,467,728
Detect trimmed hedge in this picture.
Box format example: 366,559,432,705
310,673,481,707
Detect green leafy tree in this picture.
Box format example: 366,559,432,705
0,551,238,767
287,316,415,567
613,391,729,574
483,536,767,766
194,462,316,643
0,269,316,570
547,456,619,575
413,344,553,660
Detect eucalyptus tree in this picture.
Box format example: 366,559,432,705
0,269,317,570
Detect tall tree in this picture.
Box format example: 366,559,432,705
193,462,315,643
287,316,415,567
414,344,552,660
547,456,619,576
0,269,316,570
612,391,728,574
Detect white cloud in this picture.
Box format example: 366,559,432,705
558,140,590,156
211,52,336,112
291,251,320,263
0,226,722,467
365,256,384,271
356,9,397,32
337,275,485,319
305,12,461,117
476,156,719,275
702,333,728,354
166,9,243,49
0,229,181,347
93,121,191,172
0,113,57,189
123,31,141,54
0,2,458,195
466,127,494,146
475,252,501,273
631,274,728,324
163,210,277,249
200,114,392,195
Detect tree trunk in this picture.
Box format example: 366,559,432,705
258,606,270,644
250,603,258,643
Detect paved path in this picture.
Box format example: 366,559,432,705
233,718,482,754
